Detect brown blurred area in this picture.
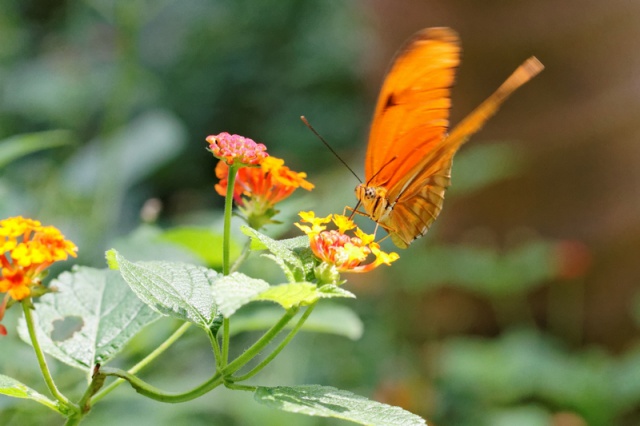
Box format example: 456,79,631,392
363,0,640,350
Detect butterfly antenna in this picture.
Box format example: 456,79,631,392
300,116,362,183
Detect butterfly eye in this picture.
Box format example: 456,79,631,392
365,188,377,200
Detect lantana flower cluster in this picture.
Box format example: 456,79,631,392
208,132,314,229
296,211,399,283
0,216,77,335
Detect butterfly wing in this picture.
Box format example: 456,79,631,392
365,27,460,188
385,164,452,248
361,25,544,248
384,56,544,247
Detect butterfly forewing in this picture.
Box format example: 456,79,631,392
365,27,460,188
358,27,544,248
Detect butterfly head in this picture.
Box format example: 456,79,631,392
355,184,391,224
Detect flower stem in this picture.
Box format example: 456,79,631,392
93,322,192,403
222,307,299,376
22,299,78,414
221,164,240,365
223,164,240,276
231,303,316,382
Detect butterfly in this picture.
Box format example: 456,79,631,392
354,27,544,248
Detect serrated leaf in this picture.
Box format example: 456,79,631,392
241,226,305,281
159,226,241,268
317,284,356,299
255,283,353,310
230,304,363,340
17,267,159,371
211,272,269,318
255,385,426,426
0,374,60,413
107,250,219,328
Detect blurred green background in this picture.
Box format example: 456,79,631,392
2,0,640,425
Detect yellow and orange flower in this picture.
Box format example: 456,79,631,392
295,212,399,282
0,216,77,301
206,132,268,166
216,156,314,228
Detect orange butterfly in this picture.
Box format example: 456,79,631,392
354,27,544,248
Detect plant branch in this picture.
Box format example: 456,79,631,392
230,303,316,382
22,299,78,413
222,307,299,376
93,322,192,403
99,366,223,403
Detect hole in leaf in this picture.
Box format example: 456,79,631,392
51,316,84,342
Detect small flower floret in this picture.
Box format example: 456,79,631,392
206,132,268,166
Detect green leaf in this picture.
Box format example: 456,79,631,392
106,249,219,328
230,304,363,340
254,385,427,426
211,272,270,318
241,226,306,281
0,130,74,169
17,267,159,371
160,226,241,268
255,283,354,310
0,374,61,413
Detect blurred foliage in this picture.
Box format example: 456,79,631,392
1,0,640,425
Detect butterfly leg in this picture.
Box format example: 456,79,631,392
343,205,369,220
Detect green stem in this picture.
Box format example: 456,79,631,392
207,325,224,369
64,415,83,426
100,367,224,403
223,382,257,391
231,303,316,382
230,240,252,273
223,164,239,276
222,307,299,376
221,164,239,365
93,322,192,403
222,318,230,366
22,300,78,413
74,364,106,419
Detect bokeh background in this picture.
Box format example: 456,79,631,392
2,0,640,425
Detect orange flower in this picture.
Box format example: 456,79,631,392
0,217,77,301
295,212,399,280
206,132,268,166
216,157,314,229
